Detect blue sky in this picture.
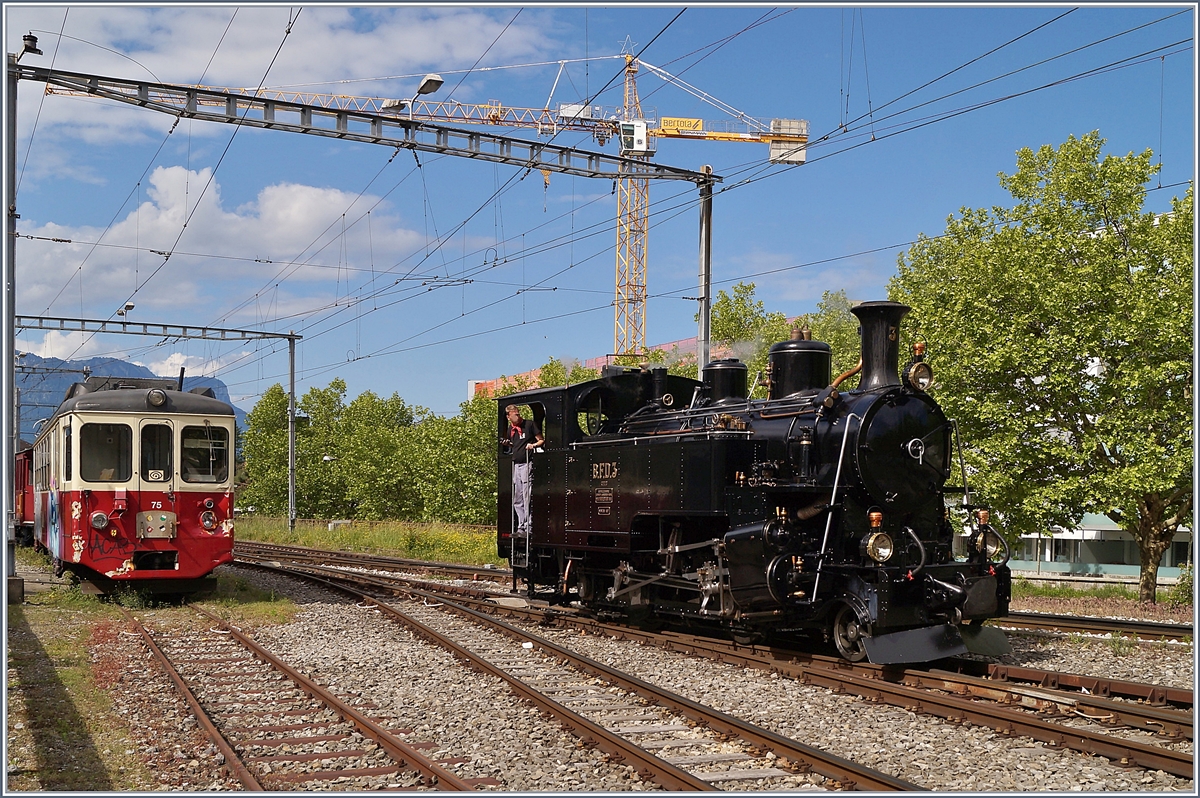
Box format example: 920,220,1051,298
4,3,1194,417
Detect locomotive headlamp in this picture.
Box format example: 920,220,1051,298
147,388,168,407
200,511,218,530
976,528,1004,559
902,361,934,392
90,511,110,530
975,509,990,525
868,511,883,528
863,532,894,563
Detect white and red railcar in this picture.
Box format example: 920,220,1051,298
29,376,236,592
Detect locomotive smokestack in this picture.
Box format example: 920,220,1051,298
850,301,910,391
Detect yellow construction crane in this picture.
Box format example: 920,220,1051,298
46,56,806,357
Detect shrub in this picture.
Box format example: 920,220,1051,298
1164,564,1193,607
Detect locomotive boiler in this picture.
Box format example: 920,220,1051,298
497,301,1011,664
26,375,237,593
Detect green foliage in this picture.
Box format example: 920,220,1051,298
240,379,495,524
1165,564,1193,607
535,356,599,387
890,132,1193,601
1106,631,1139,657
1009,578,1138,601
111,586,155,610
702,282,862,396
805,290,862,380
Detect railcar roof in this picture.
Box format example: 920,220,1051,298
56,389,235,417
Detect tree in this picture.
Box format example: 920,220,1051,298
240,383,290,514
703,282,861,395
804,290,863,381
241,379,425,521
890,132,1193,601
412,394,498,524
535,357,599,388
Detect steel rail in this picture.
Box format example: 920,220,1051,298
1001,611,1193,641
236,565,717,791
234,548,1195,711
187,604,478,791
235,540,501,579
785,661,1195,778
118,607,264,790
244,559,923,791
981,663,1193,709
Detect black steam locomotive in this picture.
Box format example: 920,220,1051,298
496,302,1010,664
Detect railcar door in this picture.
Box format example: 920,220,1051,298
136,420,178,553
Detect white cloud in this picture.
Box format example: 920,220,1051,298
136,349,251,380
7,6,554,183
18,329,116,361
17,165,426,322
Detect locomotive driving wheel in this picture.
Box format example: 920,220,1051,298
831,603,868,662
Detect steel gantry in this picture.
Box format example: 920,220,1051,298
4,60,727,555
37,56,808,357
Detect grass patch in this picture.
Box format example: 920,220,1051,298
235,515,506,566
192,573,298,627
14,544,51,568
6,591,155,789
1106,631,1140,656
1010,576,1140,601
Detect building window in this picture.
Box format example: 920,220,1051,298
1052,538,1079,563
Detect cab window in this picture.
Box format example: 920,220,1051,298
80,423,132,482
141,424,172,482
181,425,229,483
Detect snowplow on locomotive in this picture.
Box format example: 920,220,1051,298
497,301,1011,664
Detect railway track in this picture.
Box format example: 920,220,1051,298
235,540,500,582
232,541,1194,641
1000,611,1194,642
236,558,921,790
233,552,1194,780
119,604,491,790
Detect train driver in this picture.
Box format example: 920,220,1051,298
504,404,543,537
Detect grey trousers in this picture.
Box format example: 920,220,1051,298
512,461,532,535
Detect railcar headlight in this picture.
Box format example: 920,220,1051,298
863,532,894,563
147,388,168,407
976,528,1004,559
200,510,218,530
90,511,110,530
902,362,934,392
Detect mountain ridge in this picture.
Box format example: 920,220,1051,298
16,354,248,443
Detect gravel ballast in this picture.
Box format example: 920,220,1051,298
7,560,1195,792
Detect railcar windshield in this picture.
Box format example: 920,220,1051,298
181,424,229,483
141,424,172,482
80,423,133,482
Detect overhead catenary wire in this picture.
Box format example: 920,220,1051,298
27,10,690,376
217,29,1196,395
15,9,68,197
50,7,303,363
24,10,1191,407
